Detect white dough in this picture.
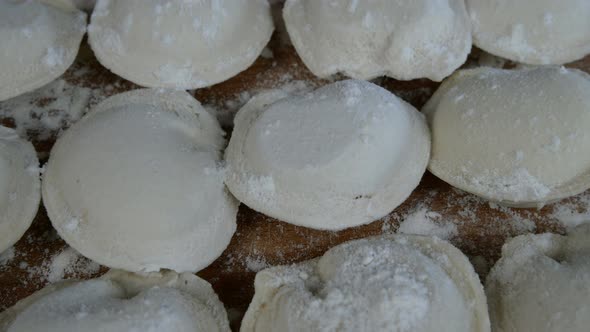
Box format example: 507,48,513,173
42,89,238,273
283,0,471,81
0,0,87,101
466,0,590,65
423,67,590,207
241,234,490,332
88,0,274,89
225,80,430,230
0,269,230,332
486,224,590,332
0,126,40,254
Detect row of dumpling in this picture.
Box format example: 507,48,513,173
2,227,589,331
2,66,589,331
3,0,590,101
2,65,590,272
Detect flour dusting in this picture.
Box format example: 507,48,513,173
384,187,538,244
467,167,551,203
550,191,590,230
46,247,101,283
398,207,458,240
244,255,270,272
0,78,107,143
42,47,66,68
0,247,15,266
14,245,101,284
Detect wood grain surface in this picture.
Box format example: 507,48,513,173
1,22,590,331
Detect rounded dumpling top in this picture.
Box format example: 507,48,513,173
225,80,430,230
283,0,471,81
88,0,274,89
0,0,87,101
241,235,490,332
0,270,230,332
0,126,40,254
423,66,590,207
486,224,590,332
42,89,238,273
466,0,590,65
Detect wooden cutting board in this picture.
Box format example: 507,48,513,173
1,27,589,331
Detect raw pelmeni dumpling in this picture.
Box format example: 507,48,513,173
466,0,590,65
241,235,490,332
0,269,230,331
0,126,40,254
88,0,273,89
423,67,590,207
283,0,471,81
225,80,430,230
486,224,590,332
42,89,238,273
0,0,87,101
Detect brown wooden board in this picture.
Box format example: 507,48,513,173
1,25,590,331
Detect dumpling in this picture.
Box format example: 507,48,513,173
0,0,87,101
88,0,274,89
0,269,230,331
466,0,590,65
0,126,40,253
283,0,471,81
225,80,430,230
241,234,490,332
42,89,238,273
486,224,590,332
423,67,590,207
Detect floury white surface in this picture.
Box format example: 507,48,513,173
0,127,40,254
42,89,238,273
0,270,230,332
225,80,430,230
467,0,590,65
486,225,590,332
424,67,590,207
0,0,86,101
283,0,471,81
88,0,274,89
241,235,490,332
